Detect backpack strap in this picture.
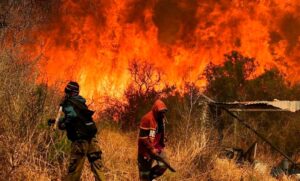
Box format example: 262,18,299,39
67,98,88,110
67,98,95,118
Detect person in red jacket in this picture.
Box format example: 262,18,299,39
138,99,169,181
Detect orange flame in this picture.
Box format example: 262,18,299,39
32,0,300,99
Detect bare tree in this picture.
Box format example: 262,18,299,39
128,59,161,95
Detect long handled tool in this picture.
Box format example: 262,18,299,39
150,152,176,172
53,106,63,130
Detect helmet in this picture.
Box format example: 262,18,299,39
64,81,79,95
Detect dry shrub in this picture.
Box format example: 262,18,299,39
0,50,68,180
163,131,209,181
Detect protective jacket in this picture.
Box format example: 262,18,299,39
138,100,167,158
58,95,97,141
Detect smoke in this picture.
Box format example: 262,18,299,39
152,0,198,44
40,0,107,48
280,13,300,54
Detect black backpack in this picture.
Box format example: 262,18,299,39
66,98,98,140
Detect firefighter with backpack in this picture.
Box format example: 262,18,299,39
48,81,105,181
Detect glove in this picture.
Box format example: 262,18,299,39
57,118,68,130
47,118,56,126
150,148,160,155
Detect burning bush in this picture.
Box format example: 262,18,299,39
101,60,176,130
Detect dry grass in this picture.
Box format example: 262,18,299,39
209,158,299,181
79,128,206,181
1,120,299,181
0,85,297,181
57,127,297,181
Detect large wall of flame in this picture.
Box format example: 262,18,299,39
32,0,300,98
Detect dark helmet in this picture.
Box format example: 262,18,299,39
64,81,79,95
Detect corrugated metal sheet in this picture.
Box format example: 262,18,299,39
214,100,300,112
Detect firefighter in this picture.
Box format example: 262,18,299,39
137,99,169,181
48,81,105,181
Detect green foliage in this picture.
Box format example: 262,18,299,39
205,51,256,101
246,69,300,100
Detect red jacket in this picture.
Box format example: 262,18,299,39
138,99,167,157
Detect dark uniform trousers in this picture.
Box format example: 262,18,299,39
65,137,105,181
